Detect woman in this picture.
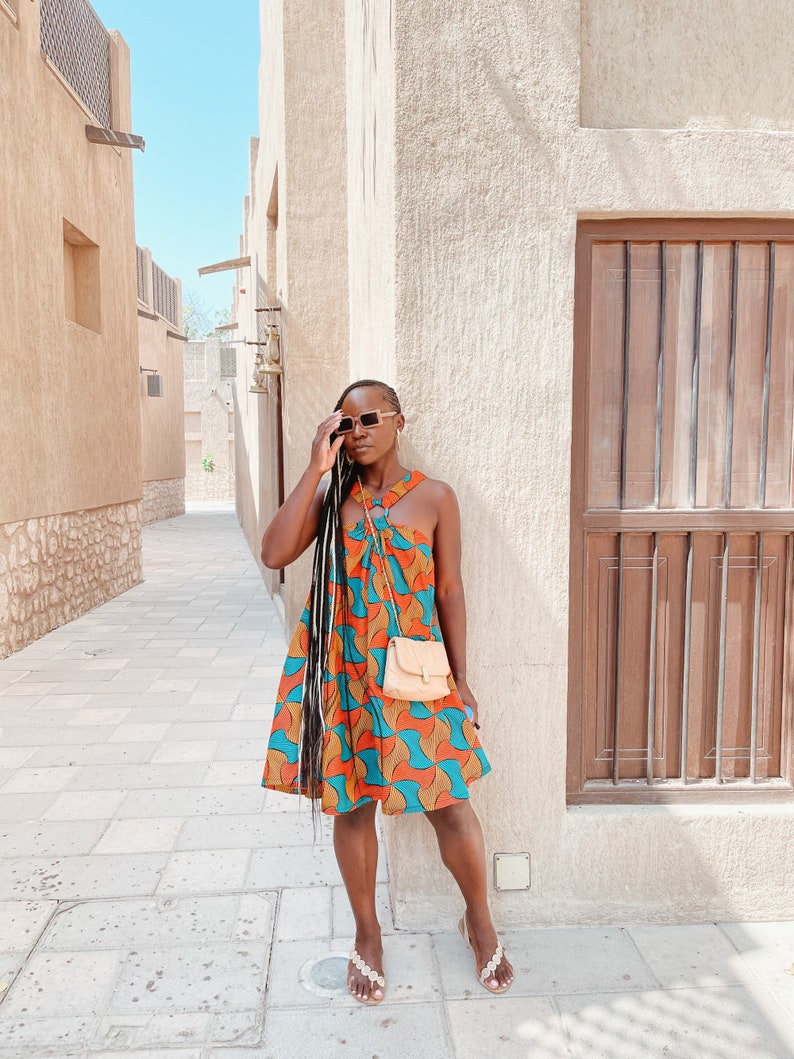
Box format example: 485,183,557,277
261,379,513,1002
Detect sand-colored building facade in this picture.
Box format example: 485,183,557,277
232,0,794,926
136,246,187,523
0,0,141,657
0,0,185,656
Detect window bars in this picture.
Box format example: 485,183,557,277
577,231,793,797
135,246,149,306
40,0,112,129
152,262,178,328
220,348,237,378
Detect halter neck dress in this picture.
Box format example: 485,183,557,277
262,470,490,814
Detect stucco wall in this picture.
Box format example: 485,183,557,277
0,3,143,656
581,0,794,130
383,0,794,927
0,4,141,523
344,0,396,381
235,0,353,621
233,1,287,602
139,314,186,489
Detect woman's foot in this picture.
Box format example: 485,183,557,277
347,930,385,1003
458,911,514,993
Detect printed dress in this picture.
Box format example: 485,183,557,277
262,470,490,814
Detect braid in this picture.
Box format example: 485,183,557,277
299,450,356,801
299,379,401,813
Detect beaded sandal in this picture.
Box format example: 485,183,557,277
348,949,386,1004
458,915,512,993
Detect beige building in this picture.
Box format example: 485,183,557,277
137,247,186,523
184,338,236,501
0,0,141,658
230,0,794,926
0,0,185,657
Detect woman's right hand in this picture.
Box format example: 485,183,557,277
310,410,345,475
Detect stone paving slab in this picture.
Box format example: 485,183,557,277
434,925,657,1000
1,820,107,857
27,742,157,766
626,922,755,988
246,846,346,890
115,784,265,819
176,811,332,851
44,789,129,820
0,792,60,820
445,995,572,1058
108,942,269,1016
0,899,57,949
93,818,184,855
0,509,792,1058
0,853,168,900
556,984,794,1059
256,1003,451,1059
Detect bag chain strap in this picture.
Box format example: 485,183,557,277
357,478,404,636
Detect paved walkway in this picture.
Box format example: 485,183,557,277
0,505,793,1058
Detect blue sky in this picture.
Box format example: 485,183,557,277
91,0,259,318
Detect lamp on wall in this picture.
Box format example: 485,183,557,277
248,307,283,394
140,366,163,397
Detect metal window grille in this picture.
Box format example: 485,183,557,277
135,246,148,306
40,0,112,129
152,261,178,327
571,223,794,801
184,346,206,382
220,347,237,378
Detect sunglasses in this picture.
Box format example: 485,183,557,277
336,409,399,434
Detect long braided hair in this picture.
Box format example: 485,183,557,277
299,379,402,806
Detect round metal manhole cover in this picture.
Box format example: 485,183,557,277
298,951,350,998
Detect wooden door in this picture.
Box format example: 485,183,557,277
569,220,794,803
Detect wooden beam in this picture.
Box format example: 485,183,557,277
198,256,250,276
85,125,145,151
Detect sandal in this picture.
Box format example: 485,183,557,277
458,915,512,993
348,949,385,1004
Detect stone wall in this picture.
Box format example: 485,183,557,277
0,502,142,659
142,478,185,525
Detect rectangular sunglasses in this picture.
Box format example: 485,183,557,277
336,409,398,434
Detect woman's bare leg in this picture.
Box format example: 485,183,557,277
425,800,514,990
333,799,384,1001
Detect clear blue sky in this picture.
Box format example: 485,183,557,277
91,0,259,318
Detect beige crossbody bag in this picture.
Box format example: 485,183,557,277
360,487,451,702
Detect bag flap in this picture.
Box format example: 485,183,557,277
389,637,450,677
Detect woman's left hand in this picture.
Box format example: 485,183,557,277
456,680,480,729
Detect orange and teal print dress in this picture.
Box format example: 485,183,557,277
262,470,490,815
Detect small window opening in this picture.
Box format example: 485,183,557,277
63,219,100,332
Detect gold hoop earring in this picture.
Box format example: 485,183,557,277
396,431,402,453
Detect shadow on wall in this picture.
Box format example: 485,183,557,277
234,408,257,562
